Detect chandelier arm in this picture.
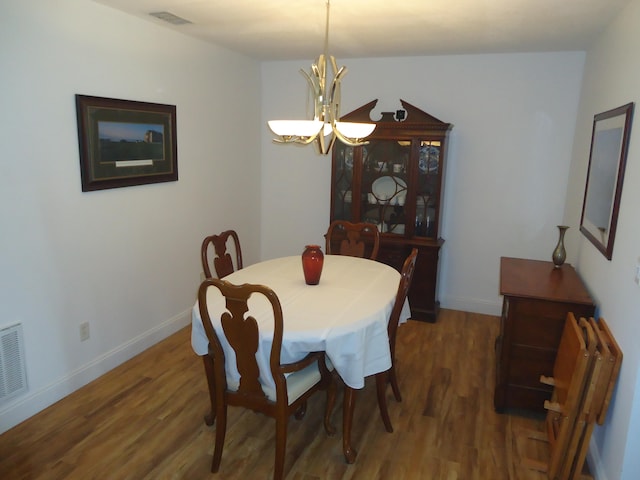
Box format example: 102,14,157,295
316,55,327,107
301,69,323,120
329,55,339,77
332,128,370,147
328,65,347,122
315,135,336,155
294,135,320,145
276,134,319,146
300,70,320,96
315,132,327,154
309,63,321,84
324,132,338,153
330,68,344,108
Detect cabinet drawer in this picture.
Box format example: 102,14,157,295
377,245,409,271
508,344,556,388
509,298,593,348
504,386,551,413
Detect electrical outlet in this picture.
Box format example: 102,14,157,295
79,322,90,341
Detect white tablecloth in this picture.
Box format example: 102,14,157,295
191,254,410,389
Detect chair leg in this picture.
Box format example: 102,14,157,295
202,356,217,426
389,364,402,402
342,386,358,463
324,375,337,436
376,371,393,433
211,398,227,473
294,401,307,420
319,354,336,435
274,412,288,480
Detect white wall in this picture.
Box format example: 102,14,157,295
0,0,261,432
3,0,637,476
565,0,640,478
261,52,586,315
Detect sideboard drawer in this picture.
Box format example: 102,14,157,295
511,299,575,348
509,344,556,389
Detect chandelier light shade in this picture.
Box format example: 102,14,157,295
267,0,375,155
267,120,323,139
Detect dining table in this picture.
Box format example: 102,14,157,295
190,254,410,463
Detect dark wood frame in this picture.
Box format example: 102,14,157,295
580,103,634,259
75,95,177,191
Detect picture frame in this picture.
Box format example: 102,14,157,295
75,95,177,191
580,102,634,260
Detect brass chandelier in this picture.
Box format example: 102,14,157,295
267,0,375,155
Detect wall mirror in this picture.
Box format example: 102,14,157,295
580,103,634,260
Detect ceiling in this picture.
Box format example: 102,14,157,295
93,0,631,61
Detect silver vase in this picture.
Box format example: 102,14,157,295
552,225,569,268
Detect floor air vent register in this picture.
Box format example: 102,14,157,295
0,323,27,402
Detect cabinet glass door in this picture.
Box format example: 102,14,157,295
415,140,440,238
360,139,409,234
331,144,355,220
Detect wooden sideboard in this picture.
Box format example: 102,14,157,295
494,257,595,413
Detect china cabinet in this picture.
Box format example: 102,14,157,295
330,99,453,321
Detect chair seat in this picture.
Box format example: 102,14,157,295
226,361,323,404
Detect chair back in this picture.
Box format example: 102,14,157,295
201,230,243,278
325,220,380,260
198,278,284,405
197,278,335,478
388,248,418,357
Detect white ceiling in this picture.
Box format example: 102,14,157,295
93,0,631,61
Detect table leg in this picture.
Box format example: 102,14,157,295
343,386,358,463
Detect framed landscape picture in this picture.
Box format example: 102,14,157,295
75,95,178,191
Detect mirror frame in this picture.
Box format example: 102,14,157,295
580,103,634,260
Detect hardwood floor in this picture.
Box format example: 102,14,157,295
0,310,551,479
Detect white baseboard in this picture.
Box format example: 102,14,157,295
440,294,503,317
0,308,192,434
587,439,606,480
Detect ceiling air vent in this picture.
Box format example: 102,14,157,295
0,323,28,403
149,11,192,25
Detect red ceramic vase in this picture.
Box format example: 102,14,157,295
301,245,324,285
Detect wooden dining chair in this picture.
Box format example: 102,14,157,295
200,230,244,425
375,248,418,433
198,278,336,480
201,230,243,278
325,220,380,260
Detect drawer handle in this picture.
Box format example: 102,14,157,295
543,400,562,413
539,375,555,386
